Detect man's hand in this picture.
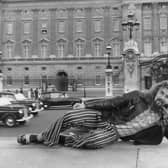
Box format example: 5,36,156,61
73,102,85,109
161,106,168,126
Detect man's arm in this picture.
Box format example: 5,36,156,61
84,90,141,111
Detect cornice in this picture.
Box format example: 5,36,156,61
1,0,121,10
122,0,168,4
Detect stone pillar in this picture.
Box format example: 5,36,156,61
103,7,111,49
0,71,3,91
85,7,92,55
67,8,74,55
152,3,159,53
105,68,113,97
123,40,140,93
15,10,22,57
32,9,39,56
49,9,56,55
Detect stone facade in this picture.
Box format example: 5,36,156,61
0,0,167,93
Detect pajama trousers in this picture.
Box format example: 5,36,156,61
41,109,119,148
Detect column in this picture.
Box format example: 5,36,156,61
123,42,140,93
67,8,74,55
0,71,3,91
15,10,22,57
32,9,39,56
85,7,92,55
105,68,113,97
152,3,159,53
103,7,111,46
49,9,56,55
0,2,2,54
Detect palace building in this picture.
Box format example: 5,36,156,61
0,0,168,94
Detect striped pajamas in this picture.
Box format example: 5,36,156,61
41,109,119,148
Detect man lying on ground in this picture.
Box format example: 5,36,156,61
17,80,168,149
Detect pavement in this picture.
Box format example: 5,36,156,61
0,137,168,168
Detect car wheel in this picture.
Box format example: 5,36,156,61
71,102,77,107
19,121,26,125
33,112,39,116
44,104,48,109
4,115,16,127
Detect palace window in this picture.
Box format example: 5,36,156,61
113,74,119,85
58,21,65,33
41,23,48,34
23,22,31,34
95,75,101,85
6,44,13,58
143,17,152,30
7,67,12,71
113,19,120,32
7,76,13,85
24,67,29,71
41,75,47,83
93,39,102,57
6,22,13,35
41,44,48,58
41,67,47,70
57,41,65,57
94,20,101,32
75,39,84,57
76,21,83,33
144,76,152,89
144,41,152,56
23,44,30,58
77,66,82,70
160,38,168,53
160,15,167,31
113,43,120,57
24,75,30,85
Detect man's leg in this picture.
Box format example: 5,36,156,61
121,125,163,145
17,109,104,146
63,124,119,149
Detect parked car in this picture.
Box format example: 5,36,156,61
0,97,33,127
73,97,106,109
0,92,44,115
39,91,82,109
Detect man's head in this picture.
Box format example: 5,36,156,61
154,83,168,106
154,83,168,116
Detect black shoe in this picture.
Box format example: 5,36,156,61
17,134,39,145
17,134,30,145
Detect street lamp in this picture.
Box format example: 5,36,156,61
105,44,113,97
122,10,140,40
106,44,112,69
150,57,168,82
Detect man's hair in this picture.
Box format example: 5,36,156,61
160,82,168,90
144,81,168,103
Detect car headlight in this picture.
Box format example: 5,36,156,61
32,103,36,106
19,109,24,114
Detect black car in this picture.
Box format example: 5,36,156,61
0,92,44,115
39,91,82,109
0,97,33,127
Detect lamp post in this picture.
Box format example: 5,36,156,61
106,44,112,69
150,57,168,82
122,10,140,40
105,44,113,97
122,4,140,93
0,70,3,92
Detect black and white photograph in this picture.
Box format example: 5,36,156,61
0,0,168,167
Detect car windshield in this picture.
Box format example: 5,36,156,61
0,94,16,101
15,93,27,100
42,92,67,99
50,93,64,98
0,97,11,106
